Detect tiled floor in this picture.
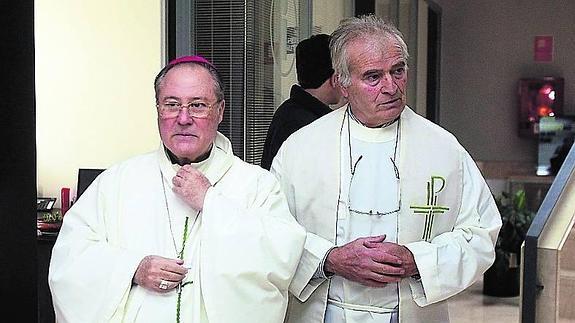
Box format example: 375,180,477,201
448,278,520,323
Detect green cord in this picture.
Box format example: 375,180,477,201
178,217,189,259
176,216,190,323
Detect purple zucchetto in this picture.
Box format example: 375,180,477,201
168,55,215,69
153,54,223,101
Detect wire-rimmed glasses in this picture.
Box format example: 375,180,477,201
345,107,402,216
157,99,221,119
347,155,401,216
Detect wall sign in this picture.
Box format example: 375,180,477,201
534,35,553,62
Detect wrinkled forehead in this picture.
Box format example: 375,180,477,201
346,36,405,69
158,64,217,97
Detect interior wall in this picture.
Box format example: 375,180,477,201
433,0,575,164
35,0,164,205
273,0,353,108
313,0,352,34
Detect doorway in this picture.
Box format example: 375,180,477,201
426,1,441,123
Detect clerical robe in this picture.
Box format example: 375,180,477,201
49,132,306,323
272,106,502,323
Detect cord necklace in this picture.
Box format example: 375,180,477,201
159,167,200,323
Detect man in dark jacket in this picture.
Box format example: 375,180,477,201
260,34,346,170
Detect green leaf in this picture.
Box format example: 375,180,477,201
514,190,527,211
494,189,536,254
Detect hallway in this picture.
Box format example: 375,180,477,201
448,278,520,322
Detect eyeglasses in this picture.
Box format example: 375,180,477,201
346,107,401,216
347,155,401,216
157,99,221,119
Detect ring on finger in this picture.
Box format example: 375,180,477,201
159,279,169,290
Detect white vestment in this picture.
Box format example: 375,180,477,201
272,106,502,323
49,132,306,323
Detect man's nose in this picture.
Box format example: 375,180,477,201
380,74,398,94
176,107,194,124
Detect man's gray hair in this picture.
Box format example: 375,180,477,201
330,15,409,87
154,61,225,103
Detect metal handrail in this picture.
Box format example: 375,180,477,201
522,143,575,323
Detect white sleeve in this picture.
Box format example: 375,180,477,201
200,170,307,323
48,173,147,322
405,151,502,306
270,145,335,301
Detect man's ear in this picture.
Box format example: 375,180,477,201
335,75,349,98
217,100,225,124
329,73,338,88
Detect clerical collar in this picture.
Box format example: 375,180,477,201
346,107,401,179
348,107,399,128
164,144,214,167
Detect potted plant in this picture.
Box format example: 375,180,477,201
483,189,536,297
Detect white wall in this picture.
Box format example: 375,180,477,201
35,0,164,206
313,0,352,34
432,0,575,163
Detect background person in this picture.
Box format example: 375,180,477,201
272,15,502,323
261,33,346,170
49,55,306,323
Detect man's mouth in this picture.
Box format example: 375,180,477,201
174,133,198,138
377,98,402,108
382,98,401,105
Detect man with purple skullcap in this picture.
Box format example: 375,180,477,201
49,55,306,323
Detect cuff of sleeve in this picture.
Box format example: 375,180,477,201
313,246,337,279
290,233,334,301
405,241,440,306
407,277,426,306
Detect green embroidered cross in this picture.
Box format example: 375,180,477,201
409,176,450,241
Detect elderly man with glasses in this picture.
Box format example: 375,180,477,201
272,15,502,323
48,55,306,323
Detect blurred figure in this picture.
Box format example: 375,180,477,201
261,33,346,170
